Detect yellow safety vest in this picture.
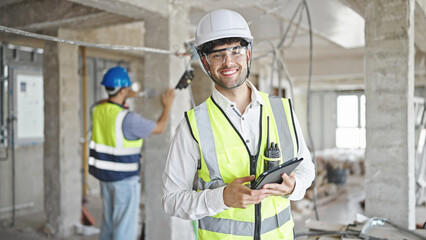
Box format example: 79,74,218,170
89,102,143,181
186,92,299,240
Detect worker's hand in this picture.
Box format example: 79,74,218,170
152,88,176,134
223,175,270,209
161,88,176,109
128,90,139,98
128,82,141,98
262,172,296,196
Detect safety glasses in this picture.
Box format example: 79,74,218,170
205,46,248,66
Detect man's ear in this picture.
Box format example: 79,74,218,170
201,56,210,72
118,87,127,96
247,49,252,62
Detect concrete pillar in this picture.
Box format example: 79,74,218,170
43,29,82,236
191,65,214,106
142,5,192,240
364,0,415,229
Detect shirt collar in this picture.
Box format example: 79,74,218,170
107,100,126,108
211,80,265,111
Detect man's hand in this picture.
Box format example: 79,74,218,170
161,88,176,109
262,172,296,196
152,88,176,134
223,175,270,208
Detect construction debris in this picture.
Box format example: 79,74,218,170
296,216,426,240
302,148,364,207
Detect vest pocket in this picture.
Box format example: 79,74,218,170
216,146,250,182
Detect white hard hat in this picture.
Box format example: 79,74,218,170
195,9,253,48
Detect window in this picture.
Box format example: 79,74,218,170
336,94,365,148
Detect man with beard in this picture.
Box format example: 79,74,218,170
162,9,315,240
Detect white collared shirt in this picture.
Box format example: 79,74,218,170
162,81,315,220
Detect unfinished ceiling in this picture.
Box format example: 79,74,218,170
0,0,425,78
0,0,363,53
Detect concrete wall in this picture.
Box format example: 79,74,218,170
0,145,44,220
142,4,193,240
43,29,82,236
191,64,214,106
0,11,194,238
0,46,45,221
364,0,416,229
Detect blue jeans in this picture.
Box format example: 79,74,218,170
99,177,141,240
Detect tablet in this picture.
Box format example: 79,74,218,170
251,157,303,190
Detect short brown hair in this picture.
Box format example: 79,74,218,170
197,37,248,55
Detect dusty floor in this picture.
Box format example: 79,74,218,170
0,175,425,240
293,175,367,235
0,195,103,240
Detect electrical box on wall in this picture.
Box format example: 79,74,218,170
1,43,44,147
10,66,44,145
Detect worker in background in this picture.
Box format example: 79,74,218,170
92,79,142,110
90,66,175,240
162,9,315,239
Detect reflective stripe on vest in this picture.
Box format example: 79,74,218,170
89,140,141,156
199,206,291,236
192,102,225,189
186,92,298,239
89,103,143,180
268,95,299,160
88,157,139,172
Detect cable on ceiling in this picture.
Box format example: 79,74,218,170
282,2,305,49
277,1,304,50
247,1,291,26
277,54,295,108
0,25,188,56
303,0,320,221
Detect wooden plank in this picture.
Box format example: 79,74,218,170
305,219,347,232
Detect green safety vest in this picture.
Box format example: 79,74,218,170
185,92,299,240
89,102,143,181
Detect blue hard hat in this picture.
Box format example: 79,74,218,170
101,66,132,88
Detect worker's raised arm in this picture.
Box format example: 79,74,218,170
152,88,176,134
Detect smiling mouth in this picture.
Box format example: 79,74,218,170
220,69,238,76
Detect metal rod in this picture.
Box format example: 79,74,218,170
0,43,4,147
295,231,360,238
0,43,9,160
385,220,426,240
81,47,89,199
11,113,15,228
0,25,175,55
9,66,16,227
